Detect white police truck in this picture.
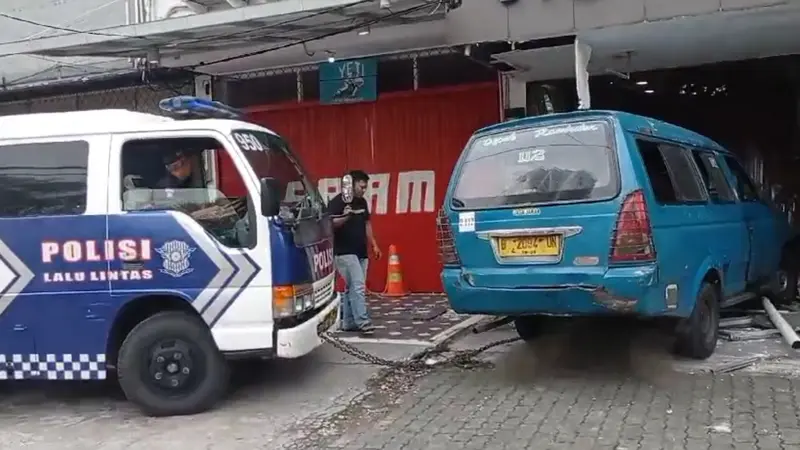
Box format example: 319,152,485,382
0,97,339,416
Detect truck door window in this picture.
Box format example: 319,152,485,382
690,150,736,203
0,140,88,217
120,137,254,248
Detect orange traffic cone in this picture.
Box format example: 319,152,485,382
383,244,409,297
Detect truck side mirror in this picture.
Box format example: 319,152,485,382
260,177,282,217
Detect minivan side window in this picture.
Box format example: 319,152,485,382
0,141,89,217
636,139,706,204
722,156,760,202
690,150,736,203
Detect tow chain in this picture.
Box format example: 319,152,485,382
319,332,522,371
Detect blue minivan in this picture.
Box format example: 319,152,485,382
438,110,798,359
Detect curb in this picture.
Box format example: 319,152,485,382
429,314,493,349
329,314,497,365
336,336,434,347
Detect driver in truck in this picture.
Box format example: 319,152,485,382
157,150,197,189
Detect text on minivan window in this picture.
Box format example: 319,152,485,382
517,149,546,163
533,123,600,138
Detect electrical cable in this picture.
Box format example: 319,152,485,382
0,0,370,49
169,0,373,47
194,1,435,68
0,12,143,40
0,0,125,46
0,0,441,87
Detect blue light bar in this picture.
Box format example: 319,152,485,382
158,96,244,120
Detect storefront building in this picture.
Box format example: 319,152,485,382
1,0,799,292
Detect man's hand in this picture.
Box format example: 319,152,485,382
372,242,382,259
343,205,353,215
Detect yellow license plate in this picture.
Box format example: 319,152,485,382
317,307,338,335
497,235,561,257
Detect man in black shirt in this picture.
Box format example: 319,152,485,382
157,150,196,189
328,170,381,334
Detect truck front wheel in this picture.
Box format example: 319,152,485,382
117,311,230,417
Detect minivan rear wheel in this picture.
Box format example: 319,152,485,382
675,283,719,360
514,316,544,342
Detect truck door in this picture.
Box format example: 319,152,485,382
107,132,266,339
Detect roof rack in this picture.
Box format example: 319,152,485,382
158,96,244,120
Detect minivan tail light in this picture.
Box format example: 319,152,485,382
436,208,461,266
610,190,655,263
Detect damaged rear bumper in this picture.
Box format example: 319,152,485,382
442,264,686,317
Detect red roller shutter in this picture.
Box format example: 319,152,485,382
221,82,499,292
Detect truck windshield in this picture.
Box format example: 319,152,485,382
231,129,323,217
452,121,619,209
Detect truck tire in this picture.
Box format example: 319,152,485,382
117,311,230,417
675,283,719,360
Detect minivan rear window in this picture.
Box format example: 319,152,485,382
452,121,618,208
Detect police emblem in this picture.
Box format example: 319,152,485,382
156,240,196,278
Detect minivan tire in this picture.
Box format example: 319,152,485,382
771,254,799,306
514,316,544,342
117,311,230,417
675,283,720,360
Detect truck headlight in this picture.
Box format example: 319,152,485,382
273,284,313,318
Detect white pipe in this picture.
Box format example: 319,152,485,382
762,297,800,349
226,0,247,6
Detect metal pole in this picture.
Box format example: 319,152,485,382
762,297,800,349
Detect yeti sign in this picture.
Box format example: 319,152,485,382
319,58,378,105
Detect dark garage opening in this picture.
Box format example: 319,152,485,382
529,56,800,223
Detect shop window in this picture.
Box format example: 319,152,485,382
301,70,320,101
417,54,496,89
0,141,88,217
378,59,414,93
227,73,297,108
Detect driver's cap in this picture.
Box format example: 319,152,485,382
163,150,187,165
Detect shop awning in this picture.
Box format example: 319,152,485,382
0,0,442,61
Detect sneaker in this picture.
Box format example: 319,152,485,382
359,324,376,335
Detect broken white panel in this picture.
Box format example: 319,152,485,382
575,38,592,110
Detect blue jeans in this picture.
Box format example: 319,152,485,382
335,255,370,330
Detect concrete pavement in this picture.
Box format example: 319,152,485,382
0,342,427,450
4,316,800,450
321,318,800,450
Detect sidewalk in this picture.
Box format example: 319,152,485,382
332,293,467,343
